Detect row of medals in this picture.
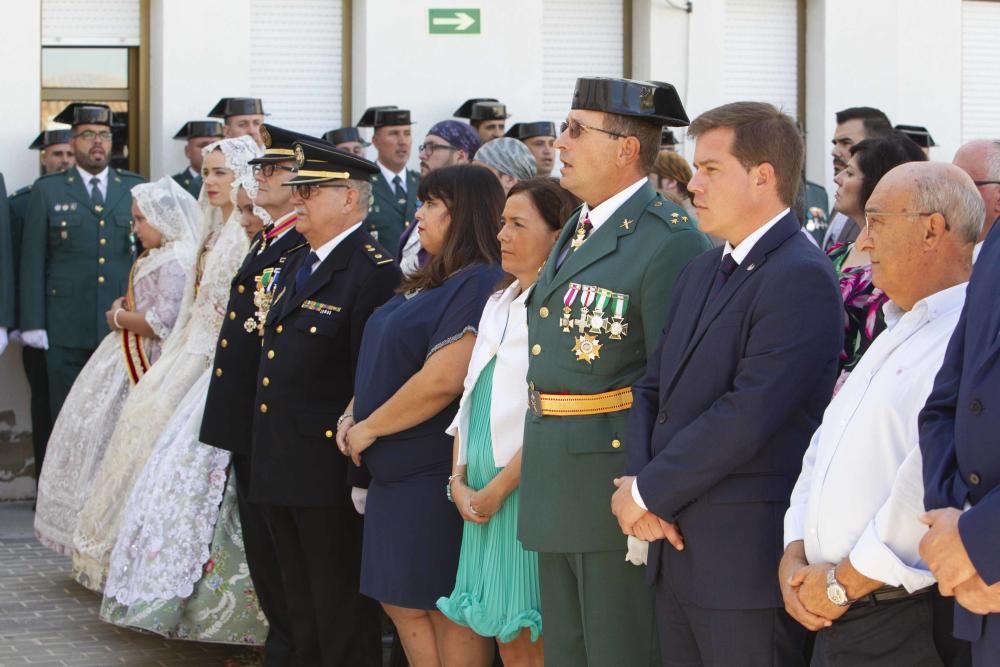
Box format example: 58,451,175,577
559,283,630,364
246,265,280,335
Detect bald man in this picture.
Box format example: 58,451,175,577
952,139,1000,262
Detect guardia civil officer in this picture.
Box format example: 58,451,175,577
170,120,223,198
208,96,267,146
323,126,369,157
518,78,711,666
250,139,399,667
18,104,144,459
455,97,510,144
198,124,313,667
506,121,558,176
357,105,419,253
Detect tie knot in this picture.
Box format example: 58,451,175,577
90,177,100,186
392,175,402,185
720,253,739,277
581,215,593,229
307,251,320,266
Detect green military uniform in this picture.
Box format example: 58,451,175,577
171,120,223,199
802,179,829,246
171,167,202,199
517,77,711,667
19,155,144,424
357,106,418,254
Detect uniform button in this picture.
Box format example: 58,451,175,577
228,311,236,320
539,306,550,318
657,412,667,424
276,325,283,334
267,350,275,359
611,439,622,449
325,430,334,439
220,339,228,348
259,403,268,413
60,220,67,227
100,238,107,245
531,344,541,356
238,285,245,294
262,377,270,387
98,257,105,264
99,219,105,227
97,276,105,283
309,326,317,334
970,399,983,415
969,472,982,486
215,368,223,377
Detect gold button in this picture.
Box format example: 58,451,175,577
262,377,270,387
267,350,275,359
98,257,105,264
531,344,541,356
238,285,245,294
309,326,317,334
215,368,223,377
97,276,105,283
611,439,622,449
259,403,268,413
99,219,105,226
228,311,236,320
220,339,228,348
276,325,283,334
539,306,550,318
60,220,67,227
324,430,334,439
100,238,107,245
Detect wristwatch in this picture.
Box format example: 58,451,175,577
826,567,851,607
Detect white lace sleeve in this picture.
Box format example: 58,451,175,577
135,257,188,341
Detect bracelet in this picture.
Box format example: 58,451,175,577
336,413,353,429
446,473,465,503
113,308,125,329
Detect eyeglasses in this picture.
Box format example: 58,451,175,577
252,163,297,177
863,210,936,241
418,143,458,155
74,130,113,142
559,118,627,140
292,183,350,199
972,180,1000,187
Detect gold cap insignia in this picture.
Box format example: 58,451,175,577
639,86,654,110
260,126,272,148
294,144,306,167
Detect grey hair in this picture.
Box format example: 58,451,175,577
986,140,1000,180
348,179,373,216
912,173,984,244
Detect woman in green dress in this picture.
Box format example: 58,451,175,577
438,178,579,666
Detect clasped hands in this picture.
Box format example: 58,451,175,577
335,414,375,466
919,507,1000,615
610,476,684,549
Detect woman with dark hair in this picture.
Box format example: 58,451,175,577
437,178,579,666
338,164,505,666
829,134,926,385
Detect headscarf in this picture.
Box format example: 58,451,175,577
475,138,537,181
427,120,481,158
130,176,201,246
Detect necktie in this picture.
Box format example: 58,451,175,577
392,175,406,201
90,177,104,208
294,251,319,294
706,253,739,304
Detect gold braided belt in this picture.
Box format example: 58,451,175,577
528,383,633,417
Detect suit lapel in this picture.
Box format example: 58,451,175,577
237,229,304,284
64,171,94,210
276,229,361,321
103,170,129,214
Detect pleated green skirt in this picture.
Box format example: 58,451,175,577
437,357,542,643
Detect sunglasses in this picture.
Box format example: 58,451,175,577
559,118,626,140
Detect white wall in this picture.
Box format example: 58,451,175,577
149,0,252,179
0,1,43,190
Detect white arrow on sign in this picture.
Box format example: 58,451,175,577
431,11,476,31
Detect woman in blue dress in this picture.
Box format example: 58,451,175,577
338,165,505,667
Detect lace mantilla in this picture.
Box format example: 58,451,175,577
131,176,202,245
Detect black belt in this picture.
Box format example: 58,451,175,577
851,585,930,608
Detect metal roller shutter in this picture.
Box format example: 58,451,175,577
542,0,625,119
962,1,1000,140
249,0,344,135
42,0,140,46
722,0,799,118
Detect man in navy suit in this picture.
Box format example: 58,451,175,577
920,197,1000,666
611,101,843,665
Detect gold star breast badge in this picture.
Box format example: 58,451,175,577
572,334,602,364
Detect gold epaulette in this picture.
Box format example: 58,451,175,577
362,243,395,266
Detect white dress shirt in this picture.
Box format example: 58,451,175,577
77,166,109,201
306,222,362,274
377,161,407,194
557,177,648,266
973,240,983,264
447,280,530,468
632,207,789,509
188,166,199,180
784,282,968,592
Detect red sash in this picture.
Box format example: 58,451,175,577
120,260,151,384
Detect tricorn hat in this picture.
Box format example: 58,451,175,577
173,120,224,140
52,103,113,127
29,128,73,150
207,97,266,119
505,122,556,140
571,78,689,127
894,124,937,148
323,126,370,147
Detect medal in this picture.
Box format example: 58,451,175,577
572,333,602,363
560,283,580,332
569,217,590,251
576,285,597,334
589,288,612,334
608,292,630,340
245,267,281,335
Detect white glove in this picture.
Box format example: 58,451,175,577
0,328,7,357
20,329,49,350
9,329,23,345
625,536,649,566
351,487,368,515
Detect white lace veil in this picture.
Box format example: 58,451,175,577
131,176,201,246
195,136,266,242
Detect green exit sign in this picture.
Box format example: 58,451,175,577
428,8,481,34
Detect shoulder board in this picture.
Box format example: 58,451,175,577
12,185,32,197
35,171,66,184
361,242,395,266
646,196,693,228
114,168,145,180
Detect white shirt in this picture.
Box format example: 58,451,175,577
783,282,968,593
632,207,789,509
447,281,531,467
377,161,407,194
307,222,363,273
77,166,109,201
558,177,648,266
973,240,983,264
188,166,199,179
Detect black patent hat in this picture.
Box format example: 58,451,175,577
207,97,267,119
454,98,501,119
358,106,413,128
469,101,509,121
173,120,224,140
661,128,677,147
357,106,397,127
52,103,113,127
251,124,319,163
505,122,556,140
571,78,689,127
284,139,379,185
323,127,370,147
29,129,73,150
894,124,937,148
